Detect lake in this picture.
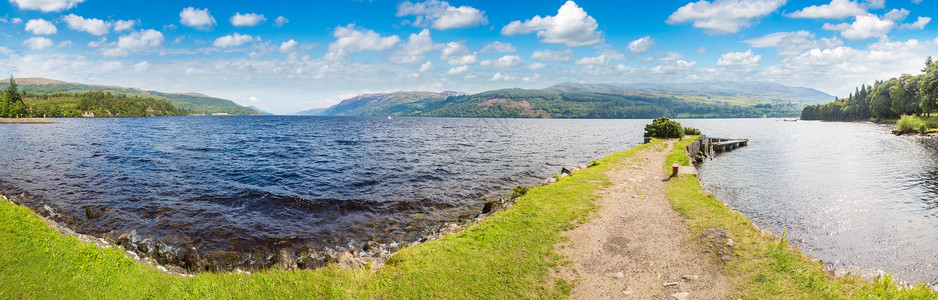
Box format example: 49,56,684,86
2,116,937,284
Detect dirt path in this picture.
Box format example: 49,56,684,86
561,140,732,299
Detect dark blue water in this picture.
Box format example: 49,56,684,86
0,116,646,258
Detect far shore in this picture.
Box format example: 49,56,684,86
0,118,56,124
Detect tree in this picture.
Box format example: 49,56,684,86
643,117,683,138
921,59,938,115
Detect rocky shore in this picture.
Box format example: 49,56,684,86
0,118,56,124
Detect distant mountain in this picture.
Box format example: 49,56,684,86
301,82,829,119
295,107,329,116
247,106,274,115
298,91,460,116
1,78,262,115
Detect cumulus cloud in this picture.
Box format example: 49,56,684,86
575,55,610,65
884,9,910,21
112,20,136,31
326,24,400,60
103,29,164,57
716,49,762,68
280,39,298,52
480,55,523,68
651,60,696,74
528,62,546,70
10,0,83,12
24,37,53,50
439,41,477,65
480,41,516,54
63,14,109,35
744,30,843,57
133,61,150,72
666,0,786,34
655,51,684,61
274,16,289,27
213,33,259,48
823,13,895,40
530,49,575,61
447,65,469,74
900,17,931,30
397,0,488,30
231,13,266,27
490,72,516,81
419,61,433,72
786,0,866,19
628,36,656,54
390,29,443,63
501,1,602,47
25,19,56,35
180,7,216,30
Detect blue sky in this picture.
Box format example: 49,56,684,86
1,0,937,114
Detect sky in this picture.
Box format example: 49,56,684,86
0,0,937,114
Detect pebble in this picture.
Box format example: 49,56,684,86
682,274,699,281
663,282,680,287
622,288,633,296
726,238,734,247
612,272,624,279
671,292,689,300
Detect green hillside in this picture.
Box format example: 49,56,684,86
0,78,261,115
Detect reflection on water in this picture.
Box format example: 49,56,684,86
680,118,938,284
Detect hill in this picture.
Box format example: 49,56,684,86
0,78,262,115
302,82,832,118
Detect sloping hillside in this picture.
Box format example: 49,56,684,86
298,91,460,116
1,78,262,115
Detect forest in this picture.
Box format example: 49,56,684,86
801,57,938,121
0,77,188,118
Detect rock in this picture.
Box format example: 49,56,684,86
579,164,587,170
546,178,557,184
561,166,574,175
482,200,501,214
611,272,624,279
117,233,131,245
671,292,689,300
85,207,105,219
182,247,204,271
273,249,298,270
726,238,734,247
363,241,380,252
204,250,240,272
663,282,680,287
622,288,633,295
336,251,353,263
681,275,699,281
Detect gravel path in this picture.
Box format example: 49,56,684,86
561,140,732,299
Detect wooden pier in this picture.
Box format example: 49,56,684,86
709,138,748,152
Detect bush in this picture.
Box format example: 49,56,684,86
684,127,701,135
896,115,924,133
644,117,683,138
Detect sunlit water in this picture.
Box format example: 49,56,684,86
2,117,937,283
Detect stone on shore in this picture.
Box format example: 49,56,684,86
273,249,298,270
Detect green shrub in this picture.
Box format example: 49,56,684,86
644,117,683,138
683,127,701,135
896,115,924,133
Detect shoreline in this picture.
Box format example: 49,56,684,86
1,138,935,297
0,118,56,124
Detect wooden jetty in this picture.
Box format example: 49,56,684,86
709,137,748,152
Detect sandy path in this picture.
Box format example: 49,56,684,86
561,140,732,299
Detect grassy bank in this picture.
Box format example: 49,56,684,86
665,137,937,299
0,141,658,299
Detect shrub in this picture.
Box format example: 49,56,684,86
896,115,924,133
644,117,683,138
684,127,701,135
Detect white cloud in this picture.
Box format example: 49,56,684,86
823,13,895,40
57,40,70,47
786,0,866,19
231,13,266,27
912,0,923,3
666,0,786,34
501,1,603,47
133,61,150,72
655,51,684,61
651,60,697,74
628,36,656,54
25,19,56,35
716,49,762,67
745,31,844,57
63,14,109,35
866,0,885,9
490,72,516,81
112,20,136,31
280,39,298,52
480,41,516,54
530,48,575,61
87,37,106,48
104,29,164,57
447,65,469,74
884,9,910,21
23,37,53,50
697,47,707,54
326,24,400,60
642,57,655,63
439,41,477,65
900,17,931,30
419,61,433,72
10,0,84,12
396,0,488,30
480,55,523,68
274,16,289,27
390,29,442,63
528,62,546,70
180,7,216,30
575,54,610,65
213,33,258,48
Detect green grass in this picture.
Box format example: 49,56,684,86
664,138,937,299
0,141,657,299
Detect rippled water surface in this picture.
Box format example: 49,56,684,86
0,116,646,255
681,118,938,285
